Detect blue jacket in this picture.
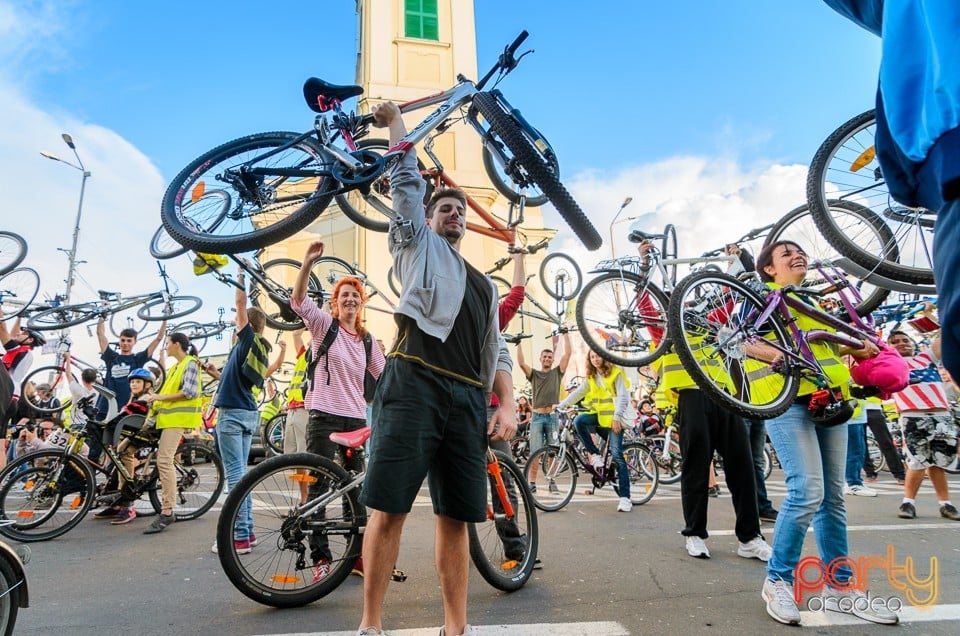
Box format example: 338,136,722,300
387,148,512,394
825,0,960,210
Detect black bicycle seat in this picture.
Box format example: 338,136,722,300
628,229,665,243
303,78,364,112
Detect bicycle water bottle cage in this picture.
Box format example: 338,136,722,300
302,78,363,113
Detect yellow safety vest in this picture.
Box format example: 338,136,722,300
286,350,309,406
744,283,851,400
152,355,202,430
581,367,630,428
653,341,733,408
260,395,281,422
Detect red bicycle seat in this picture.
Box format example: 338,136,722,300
329,427,371,448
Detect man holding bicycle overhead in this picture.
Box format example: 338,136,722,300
516,330,571,491
95,316,166,421
356,101,516,636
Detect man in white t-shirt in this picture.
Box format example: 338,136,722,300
63,353,99,430
887,330,960,521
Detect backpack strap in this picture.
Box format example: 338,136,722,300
362,333,372,370
305,319,340,390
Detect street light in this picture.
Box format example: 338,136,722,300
41,133,91,305
608,196,634,259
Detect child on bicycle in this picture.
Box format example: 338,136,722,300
93,367,157,524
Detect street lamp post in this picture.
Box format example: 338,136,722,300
41,133,91,305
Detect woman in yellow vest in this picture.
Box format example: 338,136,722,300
141,332,203,535
556,349,633,512
753,241,895,627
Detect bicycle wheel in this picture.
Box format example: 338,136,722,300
254,258,322,331
0,549,22,635
866,437,886,474
19,365,75,414
0,450,95,542
472,92,601,251
644,435,681,485
468,450,539,592
576,271,671,367
136,295,202,322
148,442,224,521
148,224,190,260
763,445,773,480
0,231,27,277
262,412,286,455
765,201,891,315
216,453,364,608
26,301,100,330
667,270,800,419
109,304,148,338
0,268,39,320
807,109,935,284
311,256,357,293
161,131,336,254
523,446,576,512
386,266,402,298
539,253,582,301
619,442,659,505
334,139,432,233
481,120,553,208
661,224,679,287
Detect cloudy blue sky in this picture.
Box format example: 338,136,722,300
1,0,880,357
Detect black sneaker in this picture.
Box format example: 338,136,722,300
143,513,175,534
708,485,721,498
759,509,779,523
940,503,960,520
897,502,916,519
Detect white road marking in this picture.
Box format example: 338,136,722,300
800,603,960,627
253,622,630,636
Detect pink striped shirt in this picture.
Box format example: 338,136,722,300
891,351,949,413
290,295,386,419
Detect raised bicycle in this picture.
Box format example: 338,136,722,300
26,261,201,334
807,109,935,285
666,260,888,420
160,31,601,255
216,426,538,607
0,231,27,277
0,267,40,321
523,408,659,512
0,409,224,542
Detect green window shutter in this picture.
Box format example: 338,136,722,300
405,0,439,41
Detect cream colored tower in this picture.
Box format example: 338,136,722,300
267,0,566,387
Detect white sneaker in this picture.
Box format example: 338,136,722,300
845,484,878,497
762,578,801,625
617,497,633,512
737,537,772,562
824,586,899,624
685,536,710,558
356,628,385,636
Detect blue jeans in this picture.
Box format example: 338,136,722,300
747,419,775,514
529,412,558,455
765,404,851,584
936,198,960,378
573,413,630,498
845,422,867,487
216,407,259,541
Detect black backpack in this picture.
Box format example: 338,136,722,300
304,319,378,402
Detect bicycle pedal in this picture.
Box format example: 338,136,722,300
391,569,407,582
583,488,595,495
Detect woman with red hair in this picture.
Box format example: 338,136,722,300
291,240,386,582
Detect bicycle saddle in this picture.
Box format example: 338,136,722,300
329,426,371,448
628,229,665,243
303,78,364,113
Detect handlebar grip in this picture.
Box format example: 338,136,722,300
506,31,529,55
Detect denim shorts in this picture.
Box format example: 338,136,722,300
360,358,488,522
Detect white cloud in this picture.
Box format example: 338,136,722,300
542,157,809,282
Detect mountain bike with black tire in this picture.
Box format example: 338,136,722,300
216,427,537,607
26,262,201,333
0,414,224,542
0,232,27,277
160,31,601,255
523,409,659,512
807,109,935,285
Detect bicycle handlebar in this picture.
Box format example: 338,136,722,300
476,31,530,91
700,223,775,258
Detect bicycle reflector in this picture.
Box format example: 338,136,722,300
191,181,206,203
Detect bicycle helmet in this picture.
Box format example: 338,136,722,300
127,368,155,384
21,328,45,347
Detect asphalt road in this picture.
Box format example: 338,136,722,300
10,470,960,635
